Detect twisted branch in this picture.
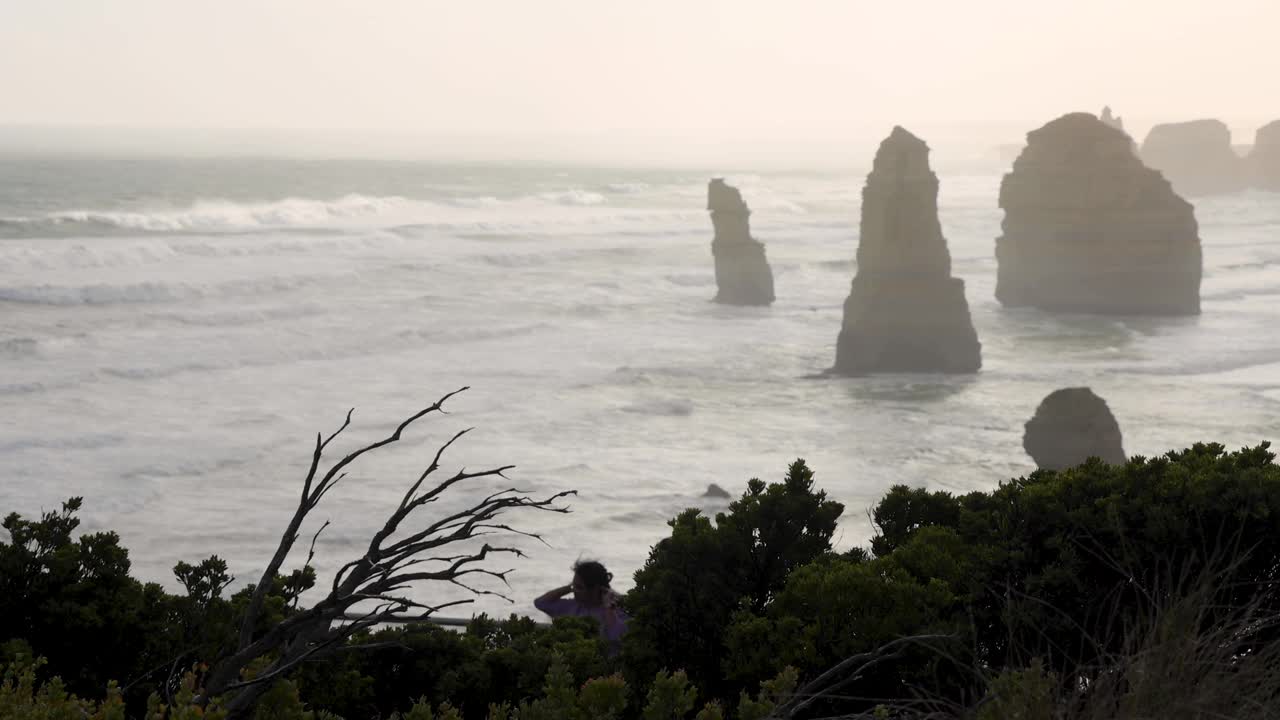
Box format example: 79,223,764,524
201,387,573,719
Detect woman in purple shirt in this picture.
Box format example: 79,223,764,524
534,560,629,653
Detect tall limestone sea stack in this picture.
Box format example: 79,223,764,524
831,127,981,375
1023,387,1126,470
707,179,775,306
996,113,1202,315
1250,120,1280,191
1140,119,1248,196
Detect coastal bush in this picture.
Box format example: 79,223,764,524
622,459,841,701
296,614,610,719
0,496,316,713
723,549,963,702
0,497,198,703
0,651,227,720
972,553,1280,720
870,442,1280,678
6,442,1280,718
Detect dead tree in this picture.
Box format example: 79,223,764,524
199,387,573,718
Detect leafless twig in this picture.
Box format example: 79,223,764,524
198,387,573,718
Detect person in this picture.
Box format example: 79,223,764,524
534,560,628,653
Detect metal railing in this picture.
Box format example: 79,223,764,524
338,613,548,628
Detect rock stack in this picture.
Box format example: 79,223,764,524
996,113,1202,316
702,483,731,499
707,179,775,306
1140,119,1248,196
1023,387,1126,470
831,127,981,375
1249,120,1280,191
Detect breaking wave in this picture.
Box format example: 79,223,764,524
0,189,701,240
0,274,340,306
1,194,405,235
535,189,607,206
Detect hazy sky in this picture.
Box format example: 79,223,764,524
2,0,1276,163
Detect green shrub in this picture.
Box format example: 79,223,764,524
623,460,841,700
297,614,609,719
871,443,1280,676
0,652,224,720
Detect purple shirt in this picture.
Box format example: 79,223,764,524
534,596,629,651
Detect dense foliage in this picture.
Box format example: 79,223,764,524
5,442,1280,718
0,497,314,714
871,442,1280,675
622,460,841,698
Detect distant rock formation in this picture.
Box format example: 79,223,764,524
996,113,1202,315
1023,387,1126,470
831,127,982,375
707,179,775,306
1250,120,1280,191
1140,119,1249,196
702,483,731,499
1099,106,1125,132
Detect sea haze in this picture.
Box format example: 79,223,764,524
3,152,1279,617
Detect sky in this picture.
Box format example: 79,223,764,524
1,0,1276,164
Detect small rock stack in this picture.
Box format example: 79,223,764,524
1140,119,1249,196
1099,106,1125,133
1249,120,1280,191
707,179,775,306
1099,105,1137,152
831,127,981,375
996,113,1202,316
1023,387,1126,470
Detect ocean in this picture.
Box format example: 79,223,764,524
2,151,1279,618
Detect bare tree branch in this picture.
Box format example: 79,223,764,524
304,520,330,570
200,387,573,719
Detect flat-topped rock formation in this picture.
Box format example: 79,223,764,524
831,127,981,375
997,113,1202,315
1250,120,1280,191
1024,387,1126,470
1140,119,1248,196
708,179,775,306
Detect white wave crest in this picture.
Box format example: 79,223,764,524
605,182,650,193
32,194,406,233
535,189,607,206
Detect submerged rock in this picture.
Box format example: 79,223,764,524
1140,119,1248,196
1249,120,1280,191
1023,387,1126,470
831,127,981,375
708,179,775,306
996,113,1202,315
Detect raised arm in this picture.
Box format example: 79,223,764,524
534,584,575,615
